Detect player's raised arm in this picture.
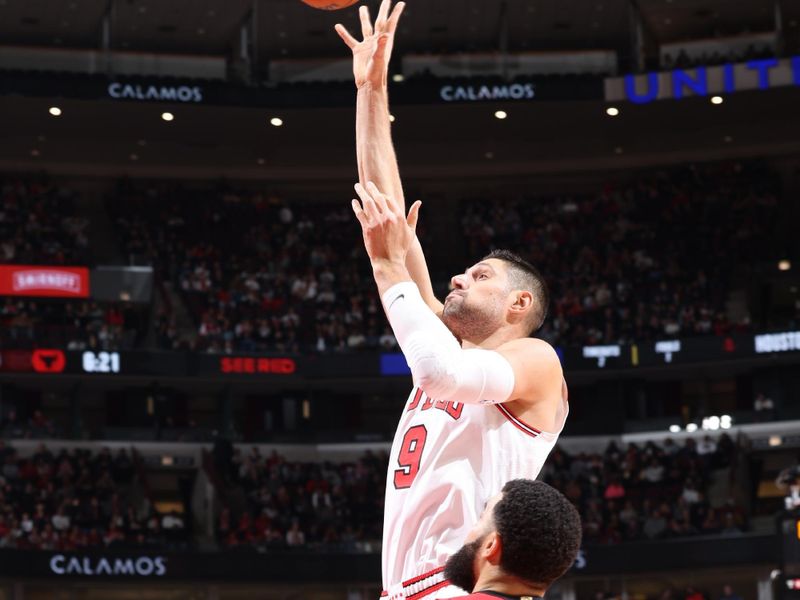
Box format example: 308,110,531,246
336,0,443,316
351,182,562,416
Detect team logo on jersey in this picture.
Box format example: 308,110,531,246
406,388,463,420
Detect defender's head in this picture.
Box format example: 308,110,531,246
444,479,582,594
442,249,549,343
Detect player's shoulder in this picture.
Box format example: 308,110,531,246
497,337,561,365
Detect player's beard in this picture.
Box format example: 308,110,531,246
442,295,502,342
443,536,484,593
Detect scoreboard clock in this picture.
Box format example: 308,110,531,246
81,351,121,374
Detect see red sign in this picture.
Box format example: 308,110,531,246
220,357,296,375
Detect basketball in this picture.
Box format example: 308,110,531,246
300,0,359,9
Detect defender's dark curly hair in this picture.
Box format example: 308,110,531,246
493,479,582,587
482,249,549,334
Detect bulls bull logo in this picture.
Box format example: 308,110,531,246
32,349,66,373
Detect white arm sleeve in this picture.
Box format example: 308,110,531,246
382,281,515,405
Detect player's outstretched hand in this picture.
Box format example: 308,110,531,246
351,181,420,264
335,0,405,89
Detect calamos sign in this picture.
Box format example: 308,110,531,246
49,554,167,577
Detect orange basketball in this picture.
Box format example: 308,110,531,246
300,0,359,9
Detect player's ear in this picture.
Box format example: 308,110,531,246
483,531,503,565
509,290,533,314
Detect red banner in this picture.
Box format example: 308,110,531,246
0,265,89,298
220,357,296,375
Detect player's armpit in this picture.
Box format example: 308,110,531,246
495,337,564,405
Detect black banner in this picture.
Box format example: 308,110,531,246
0,329,798,380
0,534,777,581
0,71,603,108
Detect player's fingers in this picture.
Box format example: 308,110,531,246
365,181,392,215
369,183,392,216
376,0,391,28
355,183,381,221
387,1,405,33
334,24,358,49
350,198,364,226
351,199,369,228
359,5,373,38
373,34,390,61
407,200,422,232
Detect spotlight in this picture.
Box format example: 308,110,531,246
270,117,283,127
669,425,681,433
494,110,507,120
710,95,723,105
686,423,698,433
48,106,62,117
161,112,174,122
779,259,792,271
606,106,620,116
389,114,396,123
392,74,405,82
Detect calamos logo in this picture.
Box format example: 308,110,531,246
49,554,167,577
440,82,535,102
108,82,203,103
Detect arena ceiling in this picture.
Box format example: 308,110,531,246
1,84,800,184
0,0,791,59
0,0,798,182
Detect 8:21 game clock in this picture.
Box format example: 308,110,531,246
81,351,121,374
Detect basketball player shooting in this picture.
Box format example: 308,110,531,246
337,3,568,598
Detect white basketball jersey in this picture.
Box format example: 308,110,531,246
381,386,568,597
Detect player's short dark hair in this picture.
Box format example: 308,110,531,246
483,249,549,333
493,479,582,588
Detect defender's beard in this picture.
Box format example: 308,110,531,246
443,537,484,593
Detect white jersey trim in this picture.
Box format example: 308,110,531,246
381,566,451,600
494,403,542,437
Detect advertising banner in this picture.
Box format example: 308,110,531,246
0,265,89,298
0,535,775,581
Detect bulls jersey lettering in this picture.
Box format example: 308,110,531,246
406,389,463,420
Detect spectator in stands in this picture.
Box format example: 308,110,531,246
541,435,744,545
0,442,177,551
685,587,706,600
719,584,743,600
754,392,776,422
217,449,386,551
285,519,306,547
461,162,778,348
